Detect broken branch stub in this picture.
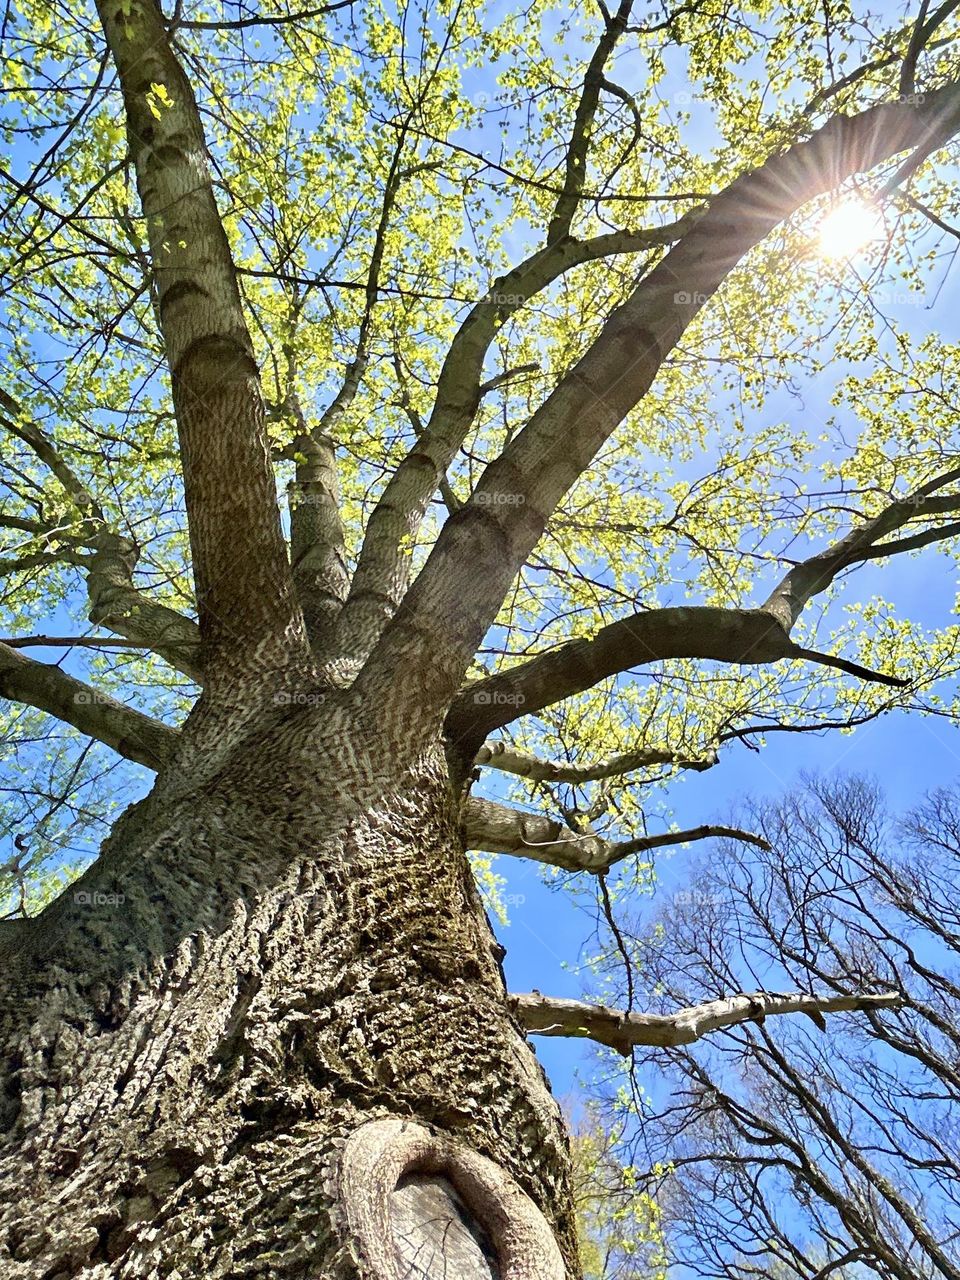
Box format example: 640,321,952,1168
337,1117,565,1279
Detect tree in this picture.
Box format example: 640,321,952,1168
568,1103,667,1280
623,777,960,1280
3,0,960,1274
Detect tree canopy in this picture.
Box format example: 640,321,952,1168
4,0,960,917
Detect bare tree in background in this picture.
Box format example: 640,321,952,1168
626,777,960,1280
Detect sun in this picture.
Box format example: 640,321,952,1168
816,199,885,260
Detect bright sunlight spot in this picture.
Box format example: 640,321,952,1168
816,198,885,260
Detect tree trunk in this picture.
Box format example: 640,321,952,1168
0,711,576,1278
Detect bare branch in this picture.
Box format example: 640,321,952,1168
0,551,72,576
0,635,165,652
463,796,769,872
478,364,540,397
511,989,902,1056
0,513,48,535
0,643,176,770
790,645,910,688
902,0,934,97
716,704,895,744
171,0,354,30
901,190,960,238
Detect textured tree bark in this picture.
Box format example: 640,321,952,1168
0,713,577,1278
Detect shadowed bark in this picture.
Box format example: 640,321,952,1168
0,732,578,1277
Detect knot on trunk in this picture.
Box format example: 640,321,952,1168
337,1117,565,1280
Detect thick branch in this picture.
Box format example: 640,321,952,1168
546,0,636,244
900,0,960,95
446,474,960,746
0,643,176,770
0,551,71,576
448,606,903,750
286,426,349,652
85,530,202,682
463,796,769,872
511,990,901,1056
95,0,308,692
0,389,101,519
360,81,960,732
474,739,718,783
901,0,934,97
287,136,411,654
861,518,960,557
336,234,700,662
762,466,960,631
1,390,202,681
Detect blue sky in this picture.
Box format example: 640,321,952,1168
499,689,960,1092
494,255,960,1099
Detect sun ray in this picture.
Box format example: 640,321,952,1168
817,198,885,260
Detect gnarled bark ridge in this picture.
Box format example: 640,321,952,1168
0,723,576,1277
